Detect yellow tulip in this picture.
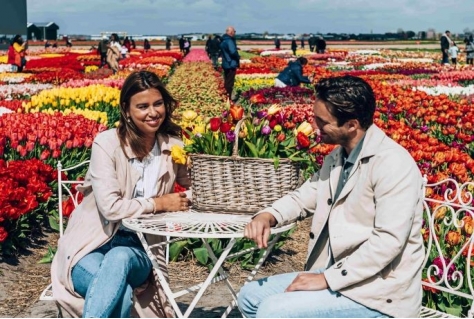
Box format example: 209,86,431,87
267,104,281,115
182,110,198,121
296,121,313,136
170,145,187,165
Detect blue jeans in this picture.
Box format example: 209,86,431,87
238,270,388,318
71,230,152,318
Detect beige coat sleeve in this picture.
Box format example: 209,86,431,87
88,139,154,222
256,173,319,226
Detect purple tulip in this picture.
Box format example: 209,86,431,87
226,131,236,142
261,125,271,135
420,125,429,133
256,110,267,119
222,110,229,118
432,256,457,281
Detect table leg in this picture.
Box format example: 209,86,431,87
221,232,283,318
202,239,238,302
183,238,237,318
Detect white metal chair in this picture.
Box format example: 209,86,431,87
420,176,474,318
39,160,90,312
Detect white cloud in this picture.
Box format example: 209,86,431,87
25,0,474,35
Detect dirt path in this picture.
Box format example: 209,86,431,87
0,219,311,318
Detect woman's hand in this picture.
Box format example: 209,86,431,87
154,192,190,212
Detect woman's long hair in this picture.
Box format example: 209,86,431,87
117,70,181,160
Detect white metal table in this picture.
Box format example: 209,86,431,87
123,210,295,318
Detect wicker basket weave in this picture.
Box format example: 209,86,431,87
189,118,301,214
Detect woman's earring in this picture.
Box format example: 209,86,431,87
127,117,131,122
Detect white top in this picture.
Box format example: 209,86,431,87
120,46,128,55
120,142,161,231
449,46,459,58
130,141,161,198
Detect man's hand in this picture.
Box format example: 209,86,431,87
243,213,277,249
285,273,328,292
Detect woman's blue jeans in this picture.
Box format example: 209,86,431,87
71,230,152,318
238,270,388,318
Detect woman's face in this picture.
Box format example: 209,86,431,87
126,88,166,139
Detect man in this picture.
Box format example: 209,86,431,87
308,34,317,52
179,35,185,54
275,57,312,87
97,36,108,67
316,35,326,54
238,75,424,318
274,37,281,49
220,26,240,100
208,35,221,70
440,30,452,64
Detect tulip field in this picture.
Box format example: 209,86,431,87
1,44,474,314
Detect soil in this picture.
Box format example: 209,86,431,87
0,219,311,318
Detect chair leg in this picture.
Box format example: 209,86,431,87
55,302,63,318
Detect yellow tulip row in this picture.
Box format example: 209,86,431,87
25,84,120,112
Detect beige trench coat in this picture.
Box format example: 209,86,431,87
260,125,424,318
51,129,191,317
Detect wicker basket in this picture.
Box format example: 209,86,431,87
189,118,301,214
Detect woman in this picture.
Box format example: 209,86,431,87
107,33,121,74
51,70,191,318
466,35,474,65
7,34,27,72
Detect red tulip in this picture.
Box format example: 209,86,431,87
209,118,221,132
220,122,232,133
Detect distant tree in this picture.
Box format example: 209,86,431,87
420,31,427,40
463,27,471,35
263,31,269,39
406,31,416,39
349,33,357,40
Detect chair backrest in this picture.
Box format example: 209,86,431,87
422,175,474,317
57,160,90,237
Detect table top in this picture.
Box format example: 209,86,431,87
122,210,296,239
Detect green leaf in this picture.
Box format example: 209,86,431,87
244,141,259,158
193,247,209,265
169,240,188,262
445,306,463,317
48,216,60,232
273,157,280,170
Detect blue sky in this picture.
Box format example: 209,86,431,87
27,0,474,36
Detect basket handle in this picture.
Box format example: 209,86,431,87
231,116,246,158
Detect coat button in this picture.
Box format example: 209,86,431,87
309,232,315,239
104,220,109,225
341,269,347,276
327,198,333,205
387,299,392,303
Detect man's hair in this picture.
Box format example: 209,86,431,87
314,75,375,129
446,30,451,34
297,57,308,65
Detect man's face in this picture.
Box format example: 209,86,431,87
228,28,236,37
311,99,350,146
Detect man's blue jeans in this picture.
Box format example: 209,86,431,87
238,271,388,318
71,230,152,318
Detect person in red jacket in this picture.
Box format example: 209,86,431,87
7,35,27,72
